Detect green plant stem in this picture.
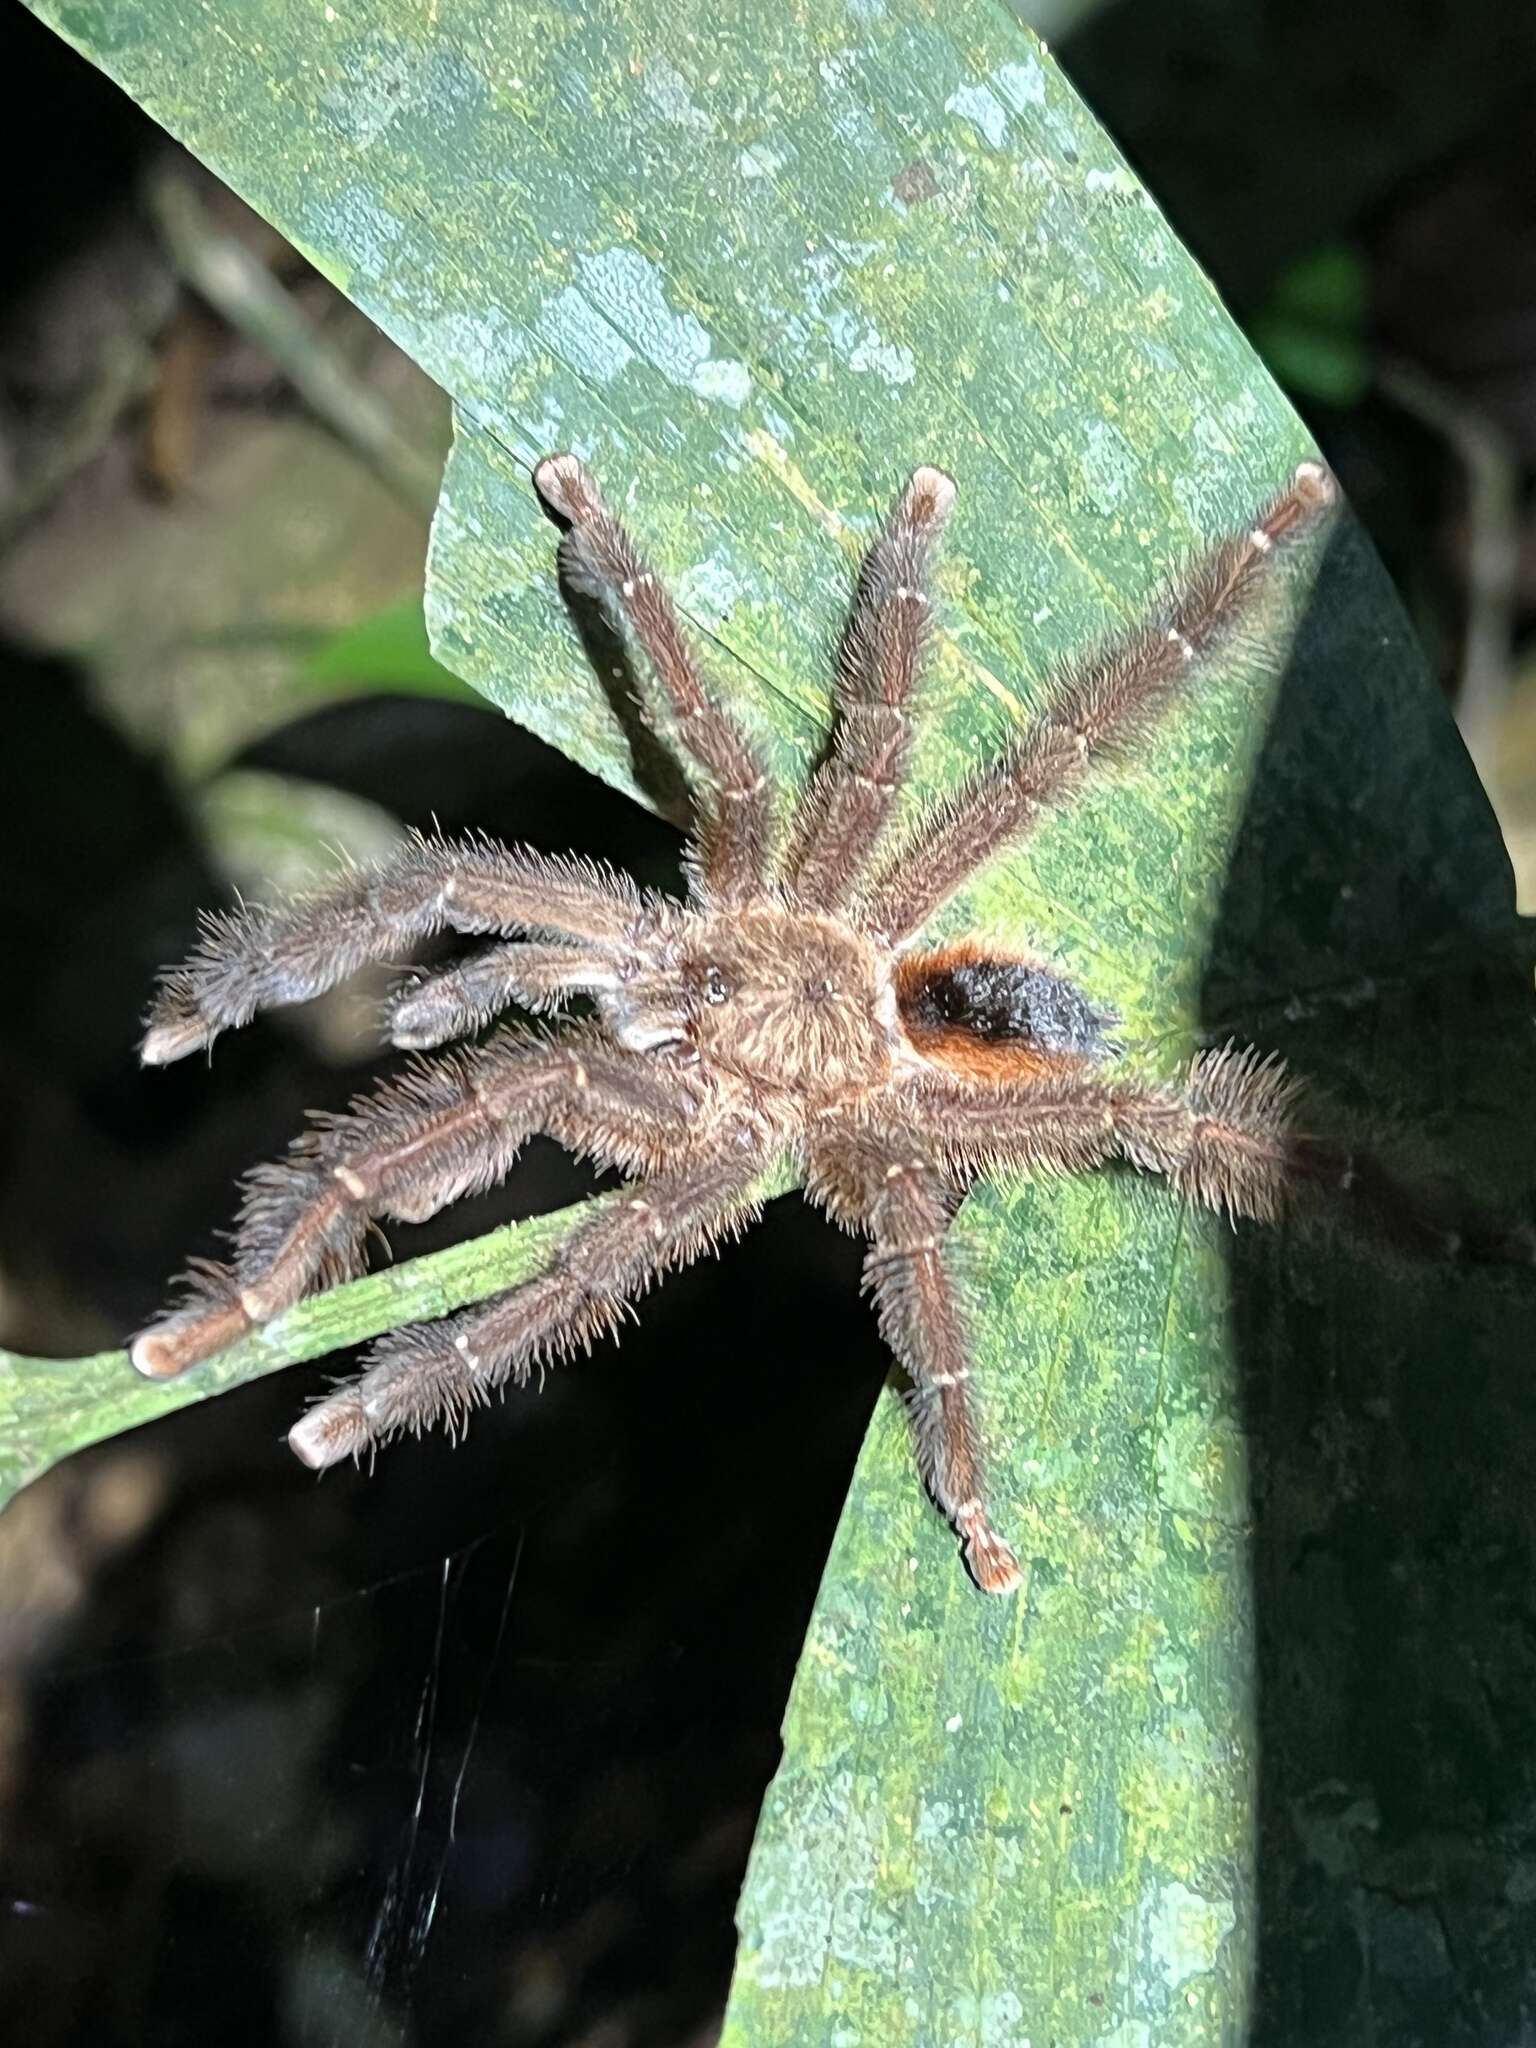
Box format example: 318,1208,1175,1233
2,1196,619,1508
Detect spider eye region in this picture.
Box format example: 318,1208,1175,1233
681,908,889,1095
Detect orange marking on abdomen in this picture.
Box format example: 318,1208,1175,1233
902,1025,1080,1084
895,943,1103,1082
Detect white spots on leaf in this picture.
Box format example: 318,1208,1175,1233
944,1711,963,1733
1141,1878,1237,1992
676,549,754,622
537,249,747,409
518,395,566,459
537,285,636,385
1150,1646,1189,1705
320,46,413,147
323,186,403,276
817,51,882,154
692,357,752,408
739,141,789,180
845,325,914,385
915,1797,954,1846
1085,164,1146,205
576,248,707,383
1079,418,1136,514
323,44,486,149
946,82,1009,150
993,57,1047,111
947,56,1042,149
741,1769,902,1988
1192,411,1239,460
1170,462,1244,538
783,248,916,389
643,58,712,131
947,1988,1031,2048
552,65,598,120
292,181,402,292
429,307,529,393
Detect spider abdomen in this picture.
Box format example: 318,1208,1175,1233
895,943,1110,1081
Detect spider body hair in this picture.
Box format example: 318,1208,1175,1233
130,448,1524,1596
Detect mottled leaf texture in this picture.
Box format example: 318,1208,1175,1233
17,3,1536,2044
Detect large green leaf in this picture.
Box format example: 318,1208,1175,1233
19,2,1536,2043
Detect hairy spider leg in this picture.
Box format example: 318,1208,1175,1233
287,1153,764,1467
862,1157,1022,1595
534,453,778,905
140,831,667,1065
782,465,956,911
130,1030,699,1379
387,940,638,1049
862,460,1338,946
888,1044,1536,1262
886,1046,1303,1219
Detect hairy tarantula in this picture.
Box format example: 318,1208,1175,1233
135,448,1411,1594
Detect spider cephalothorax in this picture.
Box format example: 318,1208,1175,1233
133,447,1419,1594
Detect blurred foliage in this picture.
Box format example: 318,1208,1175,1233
300,595,483,706
1251,244,1373,407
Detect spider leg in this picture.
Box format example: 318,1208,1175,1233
887,1048,1536,1260
142,829,670,1064
861,460,1338,945
1121,1051,1534,1257
866,1157,1022,1595
130,1028,699,1379
286,1152,763,1468
533,453,777,904
884,1048,1302,1218
386,940,633,1049
810,1132,1021,1594
782,465,955,911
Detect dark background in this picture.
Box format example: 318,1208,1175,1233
2,3,1535,2043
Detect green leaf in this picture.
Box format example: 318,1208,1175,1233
1250,244,1373,406
299,595,484,704
1263,244,1370,331
23,3,1536,2043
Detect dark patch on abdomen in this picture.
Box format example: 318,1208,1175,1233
897,950,1109,1059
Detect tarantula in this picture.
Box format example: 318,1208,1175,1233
134,449,1364,1594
